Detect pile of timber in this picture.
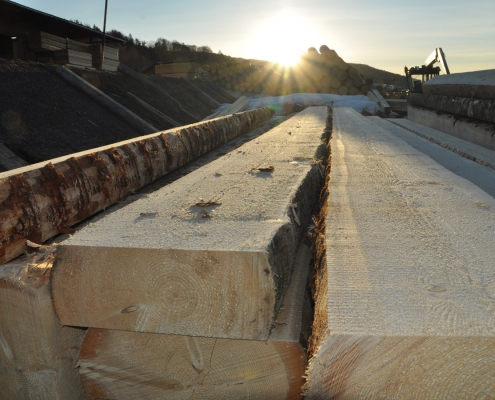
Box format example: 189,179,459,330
0,107,329,399
26,31,120,70
28,31,69,52
28,31,93,68
53,49,92,69
88,45,120,71
408,69,495,150
206,45,369,96
304,108,495,398
295,46,368,95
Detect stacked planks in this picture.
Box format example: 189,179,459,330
206,45,368,96
49,107,330,399
28,31,93,68
0,108,275,398
88,45,120,71
408,70,495,150
54,49,92,69
28,31,67,52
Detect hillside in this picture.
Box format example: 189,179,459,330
350,63,407,86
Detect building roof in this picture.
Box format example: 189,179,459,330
0,0,124,43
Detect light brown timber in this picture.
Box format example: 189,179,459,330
0,107,274,265
78,243,313,400
304,108,495,399
0,248,85,399
51,107,330,340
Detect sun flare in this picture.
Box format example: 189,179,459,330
247,10,324,66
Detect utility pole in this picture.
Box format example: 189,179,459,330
101,0,108,69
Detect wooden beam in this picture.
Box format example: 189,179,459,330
380,117,495,171
0,107,273,265
407,104,495,151
422,69,495,100
0,249,85,399
56,66,158,134
370,88,390,114
408,93,495,124
78,242,312,399
126,92,180,127
50,107,330,340
304,108,495,398
0,141,28,171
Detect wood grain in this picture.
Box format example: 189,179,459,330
305,108,495,398
51,107,329,340
78,243,313,399
0,251,85,399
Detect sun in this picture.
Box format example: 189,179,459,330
247,9,324,66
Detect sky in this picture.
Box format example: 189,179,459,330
14,0,495,74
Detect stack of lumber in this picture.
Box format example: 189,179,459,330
47,107,329,398
408,69,495,150
28,31,67,52
0,108,275,398
295,46,368,95
304,107,495,398
28,31,93,68
206,45,368,96
54,49,92,69
88,45,119,71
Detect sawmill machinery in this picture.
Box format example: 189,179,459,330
405,48,450,93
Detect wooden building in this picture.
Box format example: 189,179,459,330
0,0,123,69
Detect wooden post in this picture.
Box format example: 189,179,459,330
101,0,108,70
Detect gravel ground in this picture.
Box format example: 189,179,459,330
0,59,142,163
0,59,229,165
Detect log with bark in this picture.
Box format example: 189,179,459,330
0,108,273,265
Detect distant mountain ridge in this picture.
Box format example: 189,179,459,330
350,63,407,87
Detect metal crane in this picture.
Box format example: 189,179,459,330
405,48,450,92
